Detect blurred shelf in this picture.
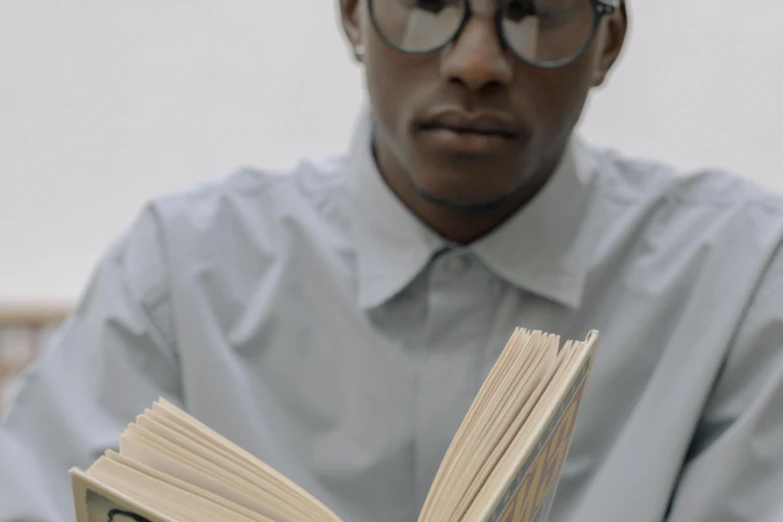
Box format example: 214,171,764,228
0,303,72,326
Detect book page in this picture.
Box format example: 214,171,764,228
152,398,340,522
419,329,560,522
469,331,598,522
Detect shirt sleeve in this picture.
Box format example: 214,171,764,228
0,204,183,522
667,247,783,522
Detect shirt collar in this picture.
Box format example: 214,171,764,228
470,134,599,308
349,108,599,310
349,108,447,310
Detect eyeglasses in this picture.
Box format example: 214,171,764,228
368,0,619,69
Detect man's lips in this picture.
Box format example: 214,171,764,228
415,109,520,154
419,122,517,139
418,109,520,139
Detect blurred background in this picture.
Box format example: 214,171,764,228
0,1,782,407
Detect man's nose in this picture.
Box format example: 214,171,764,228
440,16,513,91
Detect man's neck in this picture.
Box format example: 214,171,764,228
381,172,550,245
372,142,559,245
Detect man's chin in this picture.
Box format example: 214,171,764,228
410,178,524,212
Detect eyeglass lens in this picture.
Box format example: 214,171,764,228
370,0,597,66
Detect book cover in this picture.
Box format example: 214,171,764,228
71,468,172,522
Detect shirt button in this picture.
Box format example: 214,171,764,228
443,255,470,275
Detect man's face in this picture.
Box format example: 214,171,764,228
341,0,627,209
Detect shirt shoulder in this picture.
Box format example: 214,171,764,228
136,154,353,262
582,143,783,304
592,145,781,212
116,156,356,314
99,154,358,344
150,155,353,237
589,144,783,246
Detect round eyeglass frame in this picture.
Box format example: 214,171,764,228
368,0,618,69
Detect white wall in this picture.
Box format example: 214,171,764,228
1,1,781,305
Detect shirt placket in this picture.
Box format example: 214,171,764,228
412,249,498,510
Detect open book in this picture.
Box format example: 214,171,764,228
70,328,598,522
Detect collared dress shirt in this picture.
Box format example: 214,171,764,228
2,110,783,522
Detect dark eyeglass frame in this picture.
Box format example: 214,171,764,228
368,0,620,69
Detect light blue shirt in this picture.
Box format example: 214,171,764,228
2,110,783,522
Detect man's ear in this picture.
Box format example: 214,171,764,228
339,0,364,61
593,0,629,86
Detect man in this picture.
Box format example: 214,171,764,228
2,0,782,520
